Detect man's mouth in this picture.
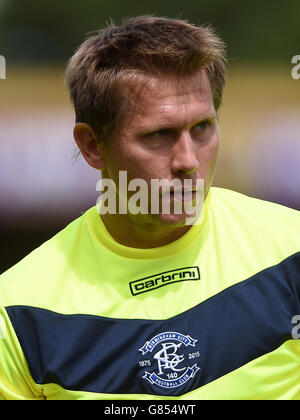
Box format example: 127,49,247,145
162,189,198,202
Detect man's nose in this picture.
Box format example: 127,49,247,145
171,132,199,175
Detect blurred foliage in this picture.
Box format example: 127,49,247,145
0,0,299,63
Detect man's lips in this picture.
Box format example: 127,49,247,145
161,190,199,202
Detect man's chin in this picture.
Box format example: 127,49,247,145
147,210,200,228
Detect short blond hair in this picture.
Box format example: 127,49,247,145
65,15,227,141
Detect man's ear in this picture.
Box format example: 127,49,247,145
73,123,106,170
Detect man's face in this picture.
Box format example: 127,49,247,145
100,70,220,227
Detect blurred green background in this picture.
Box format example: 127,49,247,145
1,0,300,273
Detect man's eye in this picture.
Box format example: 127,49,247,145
194,121,210,131
148,129,170,138
151,130,164,137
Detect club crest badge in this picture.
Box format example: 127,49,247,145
138,331,201,389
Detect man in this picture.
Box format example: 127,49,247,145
0,16,299,400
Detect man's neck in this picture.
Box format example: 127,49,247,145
100,212,192,249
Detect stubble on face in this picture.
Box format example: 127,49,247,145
99,70,220,247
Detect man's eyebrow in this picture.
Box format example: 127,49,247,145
138,114,217,134
191,114,217,124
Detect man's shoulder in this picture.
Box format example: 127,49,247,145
0,207,95,307
209,186,300,243
210,187,300,221
209,186,300,267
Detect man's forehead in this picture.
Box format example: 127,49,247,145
130,70,213,112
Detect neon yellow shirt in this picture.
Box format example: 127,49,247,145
0,187,299,400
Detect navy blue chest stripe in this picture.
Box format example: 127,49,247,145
6,252,300,396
